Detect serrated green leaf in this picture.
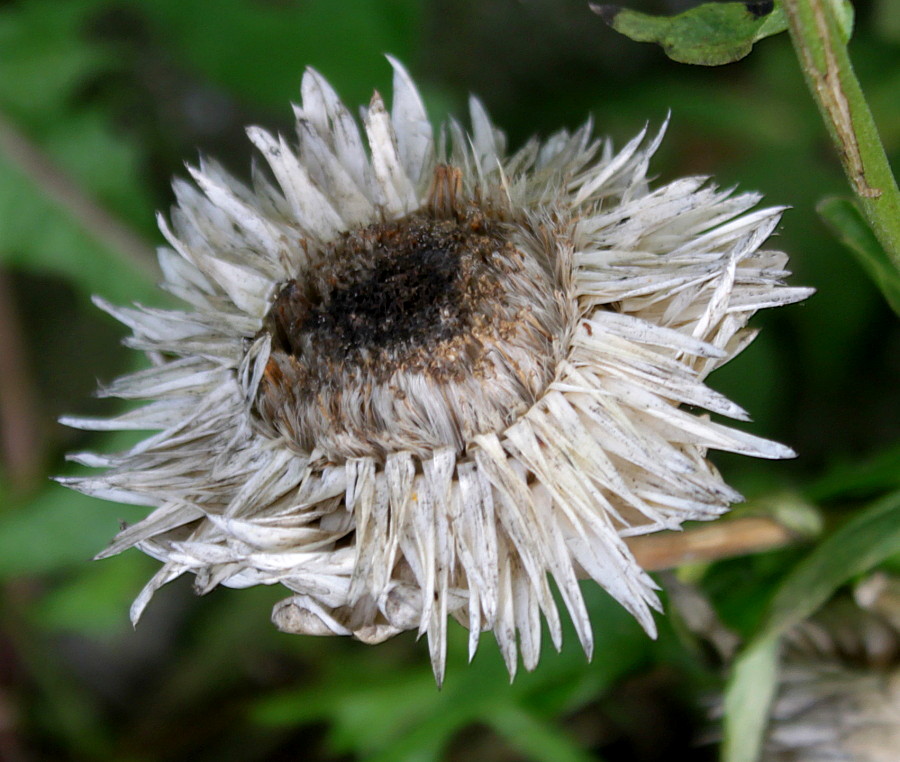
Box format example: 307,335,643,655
818,196,900,316
593,2,787,66
721,636,779,762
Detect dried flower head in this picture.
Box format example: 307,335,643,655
62,59,811,682
762,581,900,762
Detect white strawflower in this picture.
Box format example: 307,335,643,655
764,664,900,762
61,59,811,682
762,589,900,762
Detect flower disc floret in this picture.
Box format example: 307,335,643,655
256,181,566,463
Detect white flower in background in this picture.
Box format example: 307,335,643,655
764,664,900,762
61,58,812,682
762,581,900,762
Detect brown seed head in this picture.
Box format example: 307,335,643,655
255,167,569,463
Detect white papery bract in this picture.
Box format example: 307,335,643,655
62,59,812,683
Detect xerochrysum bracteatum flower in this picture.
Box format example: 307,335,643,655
61,59,812,682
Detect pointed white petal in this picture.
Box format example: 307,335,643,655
387,56,433,187
365,92,418,214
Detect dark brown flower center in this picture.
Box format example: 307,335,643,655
254,170,567,463
264,213,509,385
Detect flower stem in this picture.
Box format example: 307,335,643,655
626,516,799,571
0,112,158,279
782,0,900,272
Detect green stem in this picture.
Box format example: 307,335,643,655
782,0,900,273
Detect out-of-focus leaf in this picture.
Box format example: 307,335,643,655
721,635,779,762
874,0,900,42
0,466,145,580
818,196,900,316
592,2,787,66
129,0,424,109
0,0,159,302
254,666,452,756
359,682,480,762
746,492,822,538
807,441,900,502
760,490,900,638
701,550,801,639
12,627,113,759
722,491,900,762
0,0,106,123
32,552,155,636
486,705,599,762
0,142,158,304
253,588,650,759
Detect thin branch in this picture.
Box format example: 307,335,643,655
0,112,158,280
626,516,799,571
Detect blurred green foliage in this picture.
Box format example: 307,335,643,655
723,488,900,762
0,0,897,760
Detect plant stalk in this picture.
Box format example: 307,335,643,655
0,112,157,279
782,0,900,272
626,516,799,571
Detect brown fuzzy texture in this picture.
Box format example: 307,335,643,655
255,170,567,463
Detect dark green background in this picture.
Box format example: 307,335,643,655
0,1,897,759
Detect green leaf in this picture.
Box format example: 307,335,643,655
592,2,787,66
0,0,107,124
722,492,900,762
721,636,779,762
818,196,900,316
129,0,425,109
806,441,900,502
760,490,900,638
486,705,599,762
252,588,651,759
0,138,158,304
32,552,155,636
253,666,460,758
827,0,856,43
0,440,147,579
0,0,159,303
